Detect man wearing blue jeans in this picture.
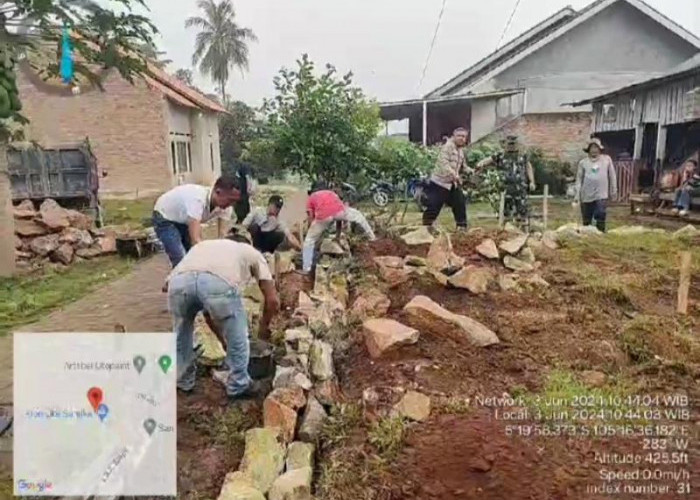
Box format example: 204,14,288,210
165,236,280,399
153,176,242,268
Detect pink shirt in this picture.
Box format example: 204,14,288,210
306,190,346,221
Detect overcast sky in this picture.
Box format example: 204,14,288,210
144,0,699,106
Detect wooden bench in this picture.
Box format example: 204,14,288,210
630,192,700,213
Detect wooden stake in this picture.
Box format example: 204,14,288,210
677,251,691,315
498,191,505,228
274,252,281,290
543,184,549,230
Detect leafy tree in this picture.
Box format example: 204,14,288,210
264,54,380,185
0,0,157,276
185,0,257,104
371,137,436,185
133,40,171,68
219,99,255,170
174,67,194,86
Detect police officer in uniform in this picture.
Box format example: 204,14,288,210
477,135,536,230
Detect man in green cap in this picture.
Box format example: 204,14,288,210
477,135,536,230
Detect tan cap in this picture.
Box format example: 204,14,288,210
584,137,604,152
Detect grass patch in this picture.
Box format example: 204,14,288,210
435,395,473,415
521,369,637,426
0,257,134,335
320,403,363,449
620,315,699,365
102,197,157,228
367,416,407,461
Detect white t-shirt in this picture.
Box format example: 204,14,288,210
154,184,233,224
242,207,291,236
168,239,273,289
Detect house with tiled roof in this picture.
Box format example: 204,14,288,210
17,57,228,197
380,0,699,163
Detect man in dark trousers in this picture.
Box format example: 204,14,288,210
240,195,302,253
422,127,469,229
234,164,252,223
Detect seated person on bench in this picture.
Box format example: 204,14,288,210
240,195,302,253
672,159,700,217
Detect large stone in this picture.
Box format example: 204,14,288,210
673,224,698,238
378,264,411,287
518,247,536,264
218,471,265,500
578,225,602,236
97,233,117,254
499,234,528,255
401,226,434,246
404,295,499,347
14,235,23,249
542,231,559,250
395,390,431,422
503,255,534,272
298,396,327,443
476,239,499,259
284,328,313,354
363,318,419,359
320,239,345,256
268,467,313,500
239,428,286,494
350,289,391,320
65,209,93,230
29,234,60,256
309,340,334,381
15,218,48,237
13,199,37,219
448,266,493,294
427,232,463,273
273,366,313,391
75,246,103,259
59,227,93,248
39,199,70,231
555,223,581,239
504,222,524,234
608,225,649,236
286,442,315,471
498,274,521,292
264,388,306,443
373,256,404,269
51,243,74,265
313,379,341,406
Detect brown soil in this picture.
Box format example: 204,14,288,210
328,234,700,500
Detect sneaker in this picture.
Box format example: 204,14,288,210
672,208,680,215
679,210,689,217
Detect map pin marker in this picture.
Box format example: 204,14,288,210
158,355,172,374
133,355,146,374
143,418,156,436
97,404,109,422
87,387,103,413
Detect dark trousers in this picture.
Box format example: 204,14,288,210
249,224,285,253
152,211,192,267
422,181,467,228
234,199,251,224
581,199,607,232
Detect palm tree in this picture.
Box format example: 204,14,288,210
185,0,257,104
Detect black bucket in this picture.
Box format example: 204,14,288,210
248,339,274,380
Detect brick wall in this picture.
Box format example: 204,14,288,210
17,65,172,198
486,112,592,164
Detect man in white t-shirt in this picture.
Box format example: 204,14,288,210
239,195,302,253
152,176,241,267
165,235,280,399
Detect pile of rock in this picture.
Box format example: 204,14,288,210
13,199,115,268
217,239,349,500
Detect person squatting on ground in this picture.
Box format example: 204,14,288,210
152,176,241,267
239,195,302,253
422,127,469,228
477,135,536,231
165,234,280,399
574,138,617,232
672,159,700,217
302,185,376,272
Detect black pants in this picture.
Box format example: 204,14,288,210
581,199,607,232
249,224,285,253
422,181,467,228
234,199,251,224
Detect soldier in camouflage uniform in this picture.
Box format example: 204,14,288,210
477,135,536,230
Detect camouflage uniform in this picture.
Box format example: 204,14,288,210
495,151,531,230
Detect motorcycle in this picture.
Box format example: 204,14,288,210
407,177,429,212
369,181,394,208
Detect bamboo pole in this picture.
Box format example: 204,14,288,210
498,191,505,228
677,251,691,315
274,252,281,290
543,184,549,230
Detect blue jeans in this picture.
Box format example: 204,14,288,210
674,188,691,211
152,211,191,267
168,271,252,397
581,199,607,232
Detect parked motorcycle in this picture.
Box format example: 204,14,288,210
370,181,394,207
